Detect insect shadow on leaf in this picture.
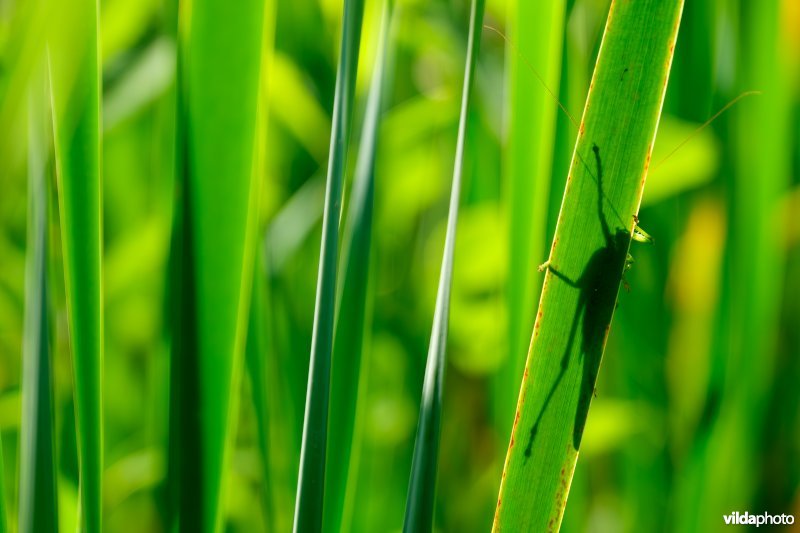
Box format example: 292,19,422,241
524,143,631,459
482,24,754,462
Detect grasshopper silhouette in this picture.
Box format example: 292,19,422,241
524,143,630,458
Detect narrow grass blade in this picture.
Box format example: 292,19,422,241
497,0,568,441
19,64,59,533
293,0,365,530
493,1,684,530
47,0,103,529
403,0,485,531
260,176,325,531
169,0,266,530
324,2,392,531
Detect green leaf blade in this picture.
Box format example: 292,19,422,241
494,1,684,530
47,0,103,529
403,0,485,531
19,65,59,533
293,0,365,530
171,0,266,530
324,2,392,531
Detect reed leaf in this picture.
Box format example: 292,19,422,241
47,0,103,529
293,0,364,530
324,1,392,531
169,0,266,530
493,1,684,530
403,0,485,530
19,63,58,533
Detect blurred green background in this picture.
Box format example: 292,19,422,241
0,0,799,531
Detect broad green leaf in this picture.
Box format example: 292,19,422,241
293,0,365,529
403,0,485,531
48,0,103,529
493,1,684,530
169,0,266,530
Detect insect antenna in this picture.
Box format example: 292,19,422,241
484,25,760,232
483,24,579,129
651,90,762,171
484,24,629,231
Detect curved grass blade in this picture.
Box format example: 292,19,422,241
293,0,365,530
169,0,267,530
493,1,684,530
47,0,103,529
19,64,59,533
402,0,485,531
324,2,393,531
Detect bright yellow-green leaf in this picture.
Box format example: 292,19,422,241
494,1,684,530
48,0,103,529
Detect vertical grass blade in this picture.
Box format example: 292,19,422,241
19,65,59,533
47,0,103,529
493,1,684,530
324,1,392,531
402,0,485,530
293,0,365,530
499,0,568,440
170,0,266,530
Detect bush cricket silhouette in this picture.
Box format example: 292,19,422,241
482,24,759,459
524,143,630,457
